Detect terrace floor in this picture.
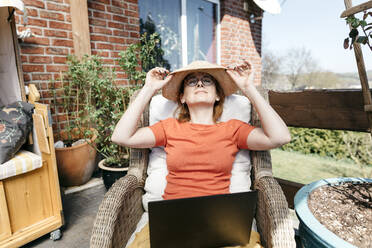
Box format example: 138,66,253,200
20,173,301,248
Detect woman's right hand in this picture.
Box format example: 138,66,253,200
144,67,173,92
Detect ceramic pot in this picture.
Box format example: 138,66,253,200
294,177,372,248
98,159,128,190
55,128,97,187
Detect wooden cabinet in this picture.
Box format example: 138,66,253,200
0,5,63,247
0,104,64,248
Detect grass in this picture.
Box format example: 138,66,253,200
271,149,372,184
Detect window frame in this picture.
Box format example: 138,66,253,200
180,0,221,66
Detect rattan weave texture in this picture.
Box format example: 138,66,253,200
90,88,296,248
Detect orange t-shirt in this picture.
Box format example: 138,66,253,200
149,118,256,200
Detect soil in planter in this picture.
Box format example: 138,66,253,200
308,182,372,247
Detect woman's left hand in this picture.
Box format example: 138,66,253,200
226,60,255,90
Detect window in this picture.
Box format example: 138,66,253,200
139,0,220,70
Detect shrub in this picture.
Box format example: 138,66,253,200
281,127,371,166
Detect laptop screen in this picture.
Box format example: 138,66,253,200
148,191,257,248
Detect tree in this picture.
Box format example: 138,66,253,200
283,47,317,90
261,50,282,89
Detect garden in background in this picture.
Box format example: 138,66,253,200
272,127,372,184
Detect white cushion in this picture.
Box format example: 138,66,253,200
142,94,253,212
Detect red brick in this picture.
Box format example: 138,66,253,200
32,74,53,80
113,15,128,23
95,0,110,4
47,65,68,72
28,27,43,36
21,55,28,63
28,17,47,27
46,47,69,55
44,29,68,38
66,13,71,22
108,37,125,43
23,37,50,46
129,32,139,38
113,30,129,37
46,2,69,12
52,39,73,47
21,46,44,54
49,21,71,30
128,18,138,25
23,65,44,72
124,24,138,31
23,0,45,8
112,0,128,8
103,59,114,64
88,2,105,11
114,44,128,51
23,73,31,82
108,22,124,29
89,19,107,27
53,56,67,64
92,50,109,57
93,27,112,35
128,3,138,12
27,8,38,17
29,55,52,63
40,10,65,21
124,10,138,18
107,6,123,14
91,35,108,42
93,11,112,19
97,43,113,50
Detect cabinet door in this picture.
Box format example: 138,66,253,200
0,181,11,241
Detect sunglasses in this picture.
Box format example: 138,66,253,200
184,76,215,87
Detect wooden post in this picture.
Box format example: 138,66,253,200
69,0,91,59
343,0,372,136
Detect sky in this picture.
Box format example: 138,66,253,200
262,0,372,73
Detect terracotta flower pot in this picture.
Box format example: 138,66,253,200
98,159,128,190
55,128,97,187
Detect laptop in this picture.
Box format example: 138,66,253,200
148,191,257,248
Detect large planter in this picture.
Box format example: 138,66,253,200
55,128,97,187
294,177,372,248
98,159,128,190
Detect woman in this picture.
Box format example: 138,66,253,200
111,60,291,247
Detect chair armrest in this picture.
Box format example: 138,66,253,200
254,176,296,248
90,175,144,248
251,151,295,248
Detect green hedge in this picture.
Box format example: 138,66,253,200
281,127,372,166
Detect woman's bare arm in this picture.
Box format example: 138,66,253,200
226,61,291,151
111,68,173,148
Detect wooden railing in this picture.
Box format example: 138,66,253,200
269,89,371,208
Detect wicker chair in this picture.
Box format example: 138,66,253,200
90,88,296,248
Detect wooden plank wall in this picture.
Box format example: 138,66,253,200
70,0,91,59
269,89,371,132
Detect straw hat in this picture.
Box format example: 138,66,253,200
162,61,238,101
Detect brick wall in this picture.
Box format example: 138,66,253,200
220,0,262,85
15,0,262,132
15,0,140,132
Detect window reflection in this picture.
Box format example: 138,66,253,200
187,0,217,63
139,0,182,70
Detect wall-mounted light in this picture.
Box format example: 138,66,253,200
244,0,263,24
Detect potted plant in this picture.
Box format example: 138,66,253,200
52,55,104,187
295,177,372,248
93,32,168,190
93,82,138,190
